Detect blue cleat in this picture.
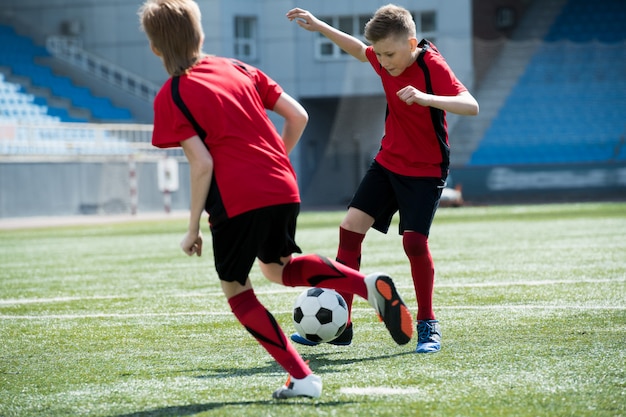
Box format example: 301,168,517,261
415,320,441,353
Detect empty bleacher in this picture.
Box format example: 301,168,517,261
0,73,59,123
468,0,626,166
0,24,133,123
544,0,626,43
0,73,140,155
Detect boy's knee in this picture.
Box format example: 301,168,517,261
340,208,374,233
402,231,428,256
259,260,287,284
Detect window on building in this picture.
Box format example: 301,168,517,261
316,16,336,59
417,11,437,44
234,16,257,61
495,7,516,30
316,15,370,59
314,12,437,60
358,15,370,36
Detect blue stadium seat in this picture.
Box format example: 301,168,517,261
0,24,133,123
468,0,626,166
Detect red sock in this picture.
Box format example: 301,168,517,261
336,227,364,270
403,231,436,321
228,289,310,379
335,227,365,322
282,254,367,300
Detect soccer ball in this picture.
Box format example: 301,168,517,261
292,288,348,343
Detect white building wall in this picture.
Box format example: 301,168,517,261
1,0,475,95
252,0,476,98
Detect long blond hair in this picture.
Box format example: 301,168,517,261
139,0,204,76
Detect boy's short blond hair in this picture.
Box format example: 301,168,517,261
139,0,204,76
364,4,417,43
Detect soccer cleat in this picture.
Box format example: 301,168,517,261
272,373,322,399
290,323,353,346
364,273,413,345
415,319,441,353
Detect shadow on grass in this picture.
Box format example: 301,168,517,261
111,399,358,417
302,350,415,368
188,349,414,380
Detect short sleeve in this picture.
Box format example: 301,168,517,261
426,52,467,96
365,46,383,76
231,60,284,110
151,80,198,149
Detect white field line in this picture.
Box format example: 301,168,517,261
1,305,625,321
0,288,299,306
0,295,124,305
0,311,229,320
435,278,626,288
1,277,624,320
1,277,623,307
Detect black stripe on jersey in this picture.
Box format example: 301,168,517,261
171,76,227,225
416,39,450,181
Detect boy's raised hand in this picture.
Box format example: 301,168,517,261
286,8,323,31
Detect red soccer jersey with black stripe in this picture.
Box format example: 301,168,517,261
366,45,467,178
151,56,300,222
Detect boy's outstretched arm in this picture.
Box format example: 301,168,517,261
273,92,309,154
287,8,368,62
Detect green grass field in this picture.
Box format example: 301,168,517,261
1,202,625,417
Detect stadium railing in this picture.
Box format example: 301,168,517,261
46,36,159,103
0,120,182,159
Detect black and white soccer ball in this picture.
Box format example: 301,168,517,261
292,288,348,343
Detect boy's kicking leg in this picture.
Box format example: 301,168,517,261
261,253,413,347
258,253,412,399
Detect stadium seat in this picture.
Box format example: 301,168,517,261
468,0,626,166
0,24,133,123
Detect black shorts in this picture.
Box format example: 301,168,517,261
349,161,444,236
210,203,302,285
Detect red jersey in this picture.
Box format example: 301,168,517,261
366,43,467,178
151,56,300,222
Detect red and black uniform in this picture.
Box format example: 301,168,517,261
152,56,300,224
353,41,468,235
152,56,303,284
366,41,467,180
